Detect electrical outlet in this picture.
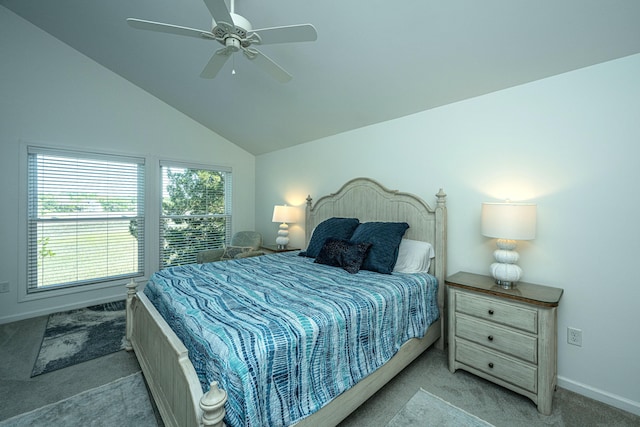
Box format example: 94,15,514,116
567,327,582,347
0,281,9,293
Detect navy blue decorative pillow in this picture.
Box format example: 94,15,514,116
300,217,360,258
350,222,410,274
314,238,372,274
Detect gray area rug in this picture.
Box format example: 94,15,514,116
387,388,495,427
0,372,158,427
31,301,127,377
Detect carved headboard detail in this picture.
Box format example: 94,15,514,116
305,177,447,310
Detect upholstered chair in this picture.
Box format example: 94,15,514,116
196,231,264,264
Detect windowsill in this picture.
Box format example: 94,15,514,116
18,277,146,303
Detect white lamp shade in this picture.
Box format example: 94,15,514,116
481,203,537,240
272,205,297,224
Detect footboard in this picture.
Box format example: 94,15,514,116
125,280,227,427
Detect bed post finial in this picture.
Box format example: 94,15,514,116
200,381,228,427
436,188,447,207
305,195,314,246
125,279,138,351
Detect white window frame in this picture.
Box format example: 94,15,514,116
19,144,147,301
159,160,232,269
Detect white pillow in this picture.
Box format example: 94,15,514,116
393,239,435,273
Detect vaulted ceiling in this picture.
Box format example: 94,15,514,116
3,0,640,155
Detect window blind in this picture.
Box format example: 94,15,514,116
27,147,145,292
159,162,232,268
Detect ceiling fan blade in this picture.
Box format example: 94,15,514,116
200,48,232,79
126,18,214,39
203,0,234,33
250,24,317,45
243,48,292,83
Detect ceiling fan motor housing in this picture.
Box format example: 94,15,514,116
212,13,252,39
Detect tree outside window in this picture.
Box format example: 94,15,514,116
159,164,232,268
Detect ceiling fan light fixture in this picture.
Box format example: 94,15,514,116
225,37,241,51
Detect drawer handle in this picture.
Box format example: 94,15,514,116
487,335,494,341
488,362,494,369
488,309,494,315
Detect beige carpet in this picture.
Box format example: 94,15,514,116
0,372,158,427
387,388,494,427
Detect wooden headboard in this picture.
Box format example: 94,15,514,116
305,177,447,311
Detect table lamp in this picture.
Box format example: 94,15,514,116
481,202,537,288
272,205,296,249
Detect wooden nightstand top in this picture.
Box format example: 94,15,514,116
446,271,563,307
260,245,301,253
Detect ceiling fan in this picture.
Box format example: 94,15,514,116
126,0,317,83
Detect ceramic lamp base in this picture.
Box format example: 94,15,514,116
490,262,523,288
490,239,522,288
275,223,289,249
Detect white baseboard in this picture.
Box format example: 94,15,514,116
558,376,640,416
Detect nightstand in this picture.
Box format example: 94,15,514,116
446,272,563,415
260,245,301,254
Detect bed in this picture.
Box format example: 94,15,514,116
125,177,447,427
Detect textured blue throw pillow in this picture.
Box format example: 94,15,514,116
350,222,410,274
300,217,360,258
314,238,372,274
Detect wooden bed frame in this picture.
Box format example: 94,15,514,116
125,177,447,427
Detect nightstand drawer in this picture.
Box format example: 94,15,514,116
456,292,538,333
455,314,537,363
456,340,537,393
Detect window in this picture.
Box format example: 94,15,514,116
160,162,232,268
27,147,145,293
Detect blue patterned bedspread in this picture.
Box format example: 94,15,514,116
143,252,439,427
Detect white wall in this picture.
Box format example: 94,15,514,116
256,54,640,414
0,8,255,323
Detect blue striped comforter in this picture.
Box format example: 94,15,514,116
144,251,439,427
